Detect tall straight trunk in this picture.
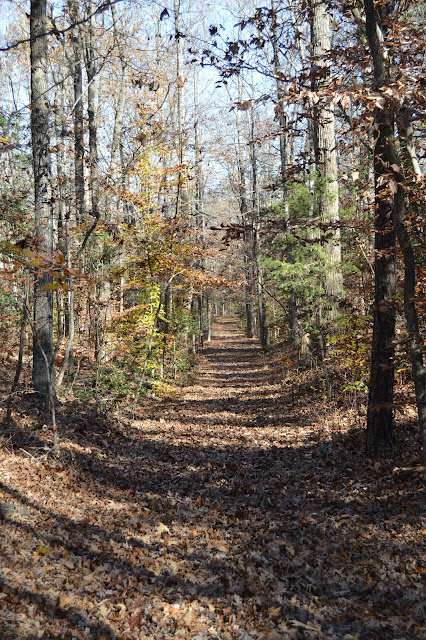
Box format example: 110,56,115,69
68,0,85,221
175,0,184,165
364,0,426,462
174,0,186,217
235,77,254,337
85,0,99,218
364,0,396,455
310,0,342,299
30,0,54,402
194,64,204,236
366,107,397,454
271,1,298,345
271,0,289,212
109,0,129,221
194,63,205,346
392,168,426,465
56,216,74,387
249,102,268,348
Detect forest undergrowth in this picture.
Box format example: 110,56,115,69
0,318,425,640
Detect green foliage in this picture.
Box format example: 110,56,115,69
72,388,93,404
261,184,332,341
260,180,367,356
95,365,137,403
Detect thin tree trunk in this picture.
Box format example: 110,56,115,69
109,0,129,220
194,63,206,347
249,102,268,348
397,107,422,180
393,174,426,465
174,0,186,217
56,217,74,387
235,77,254,338
68,0,85,221
30,0,54,404
84,0,99,219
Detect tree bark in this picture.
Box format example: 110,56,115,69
68,0,85,221
364,0,397,455
84,0,99,219
310,0,342,299
109,0,129,221
235,77,254,338
174,0,187,217
249,102,268,348
30,0,54,403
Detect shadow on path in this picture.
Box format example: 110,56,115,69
0,318,424,639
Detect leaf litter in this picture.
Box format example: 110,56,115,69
0,318,424,639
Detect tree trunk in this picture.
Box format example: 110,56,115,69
364,2,426,464
109,0,129,221
84,0,99,219
310,0,342,299
30,0,54,403
364,0,397,455
68,0,85,221
249,102,268,348
393,173,426,465
366,111,397,454
235,77,254,338
271,6,299,345
174,0,187,217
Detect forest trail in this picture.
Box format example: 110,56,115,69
0,319,424,639
178,317,280,437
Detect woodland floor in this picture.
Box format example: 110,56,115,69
0,318,425,640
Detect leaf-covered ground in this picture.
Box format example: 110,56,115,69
0,318,425,639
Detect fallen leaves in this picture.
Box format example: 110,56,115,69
0,319,424,639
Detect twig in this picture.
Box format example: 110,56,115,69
19,448,36,459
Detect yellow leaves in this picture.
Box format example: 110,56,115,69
36,545,50,556
42,281,71,292
0,136,16,152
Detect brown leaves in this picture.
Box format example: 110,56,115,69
0,319,424,639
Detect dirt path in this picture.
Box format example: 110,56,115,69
0,319,424,639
